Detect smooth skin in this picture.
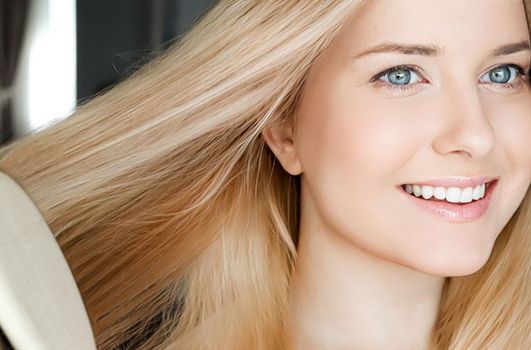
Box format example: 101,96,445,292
263,0,531,349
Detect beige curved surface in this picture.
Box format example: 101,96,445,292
0,171,96,350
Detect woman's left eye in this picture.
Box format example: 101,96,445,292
478,64,526,85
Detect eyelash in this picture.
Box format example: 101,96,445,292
370,64,530,93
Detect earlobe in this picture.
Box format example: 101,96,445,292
262,125,303,176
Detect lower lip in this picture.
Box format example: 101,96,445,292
398,180,498,223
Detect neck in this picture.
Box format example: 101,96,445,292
285,220,446,350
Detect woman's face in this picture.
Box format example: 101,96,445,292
273,0,531,276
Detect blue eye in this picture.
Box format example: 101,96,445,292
377,66,423,86
479,64,524,84
370,65,428,93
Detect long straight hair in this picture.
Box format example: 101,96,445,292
0,1,529,349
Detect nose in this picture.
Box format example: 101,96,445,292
431,82,496,160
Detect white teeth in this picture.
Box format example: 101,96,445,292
421,185,434,199
472,184,485,200
460,187,473,203
433,187,446,200
413,184,422,197
445,187,461,203
403,182,488,203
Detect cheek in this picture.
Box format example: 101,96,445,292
492,101,531,174
489,98,531,226
295,94,423,192
332,107,418,176
295,94,422,245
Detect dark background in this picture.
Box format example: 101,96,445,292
77,0,214,103
0,0,215,146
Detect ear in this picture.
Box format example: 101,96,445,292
262,122,303,176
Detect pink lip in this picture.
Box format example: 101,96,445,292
398,179,498,222
403,176,497,188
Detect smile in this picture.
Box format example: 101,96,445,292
397,179,498,222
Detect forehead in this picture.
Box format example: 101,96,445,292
340,0,529,56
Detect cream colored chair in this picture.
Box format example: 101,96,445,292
0,172,96,350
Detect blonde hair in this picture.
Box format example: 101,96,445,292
0,1,529,349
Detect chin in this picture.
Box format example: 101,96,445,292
410,249,494,277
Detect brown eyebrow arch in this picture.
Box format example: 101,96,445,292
351,40,531,59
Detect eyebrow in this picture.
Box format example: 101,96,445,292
351,40,531,59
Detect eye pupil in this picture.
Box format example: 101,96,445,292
388,68,411,85
489,66,511,84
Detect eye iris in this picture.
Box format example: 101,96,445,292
489,66,511,84
388,68,411,85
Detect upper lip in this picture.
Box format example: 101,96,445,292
401,176,498,188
